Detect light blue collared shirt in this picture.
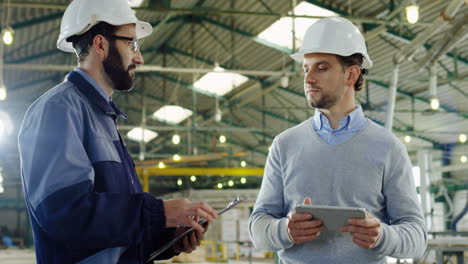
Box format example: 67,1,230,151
312,106,367,146
75,68,111,103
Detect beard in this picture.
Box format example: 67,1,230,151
305,86,341,109
103,41,136,91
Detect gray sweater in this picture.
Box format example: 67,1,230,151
248,118,427,264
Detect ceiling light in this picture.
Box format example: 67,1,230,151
280,75,289,88
0,185,3,193
0,119,4,138
0,175,3,184
228,180,234,187
459,134,467,143
404,135,412,143
430,97,439,110
213,62,224,72
0,86,6,101
240,177,247,184
177,179,183,186
217,183,223,189
127,127,158,143
0,112,13,142
190,175,196,182
2,27,14,45
219,135,226,143
461,155,467,164
240,161,246,167
406,4,419,24
173,154,181,161
172,134,180,145
214,108,222,122
158,161,166,168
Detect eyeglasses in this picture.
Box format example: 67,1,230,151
107,35,140,53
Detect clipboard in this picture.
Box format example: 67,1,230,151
146,197,243,263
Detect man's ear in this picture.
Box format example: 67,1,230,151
91,35,108,60
345,65,361,88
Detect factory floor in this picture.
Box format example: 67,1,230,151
0,249,275,264
2,249,467,264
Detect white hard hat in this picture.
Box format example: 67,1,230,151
57,0,153,53
290,17,372,69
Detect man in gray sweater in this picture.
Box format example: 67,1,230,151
248,17,427,263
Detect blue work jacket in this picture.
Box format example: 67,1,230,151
18,70,176,263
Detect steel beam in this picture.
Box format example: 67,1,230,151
137,167,264,176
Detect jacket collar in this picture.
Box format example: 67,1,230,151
67,71,127,120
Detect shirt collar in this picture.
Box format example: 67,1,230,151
75,68,111,103
313,106,365,132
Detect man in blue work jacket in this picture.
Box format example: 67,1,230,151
18,0,218,263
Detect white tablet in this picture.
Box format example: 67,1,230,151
295,204,366,231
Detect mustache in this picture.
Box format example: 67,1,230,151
305,84,321,90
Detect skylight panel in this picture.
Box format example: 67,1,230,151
258,1,337,49
127,127,158,143
193,67,249,96
128,0,144,7
153,105,193,124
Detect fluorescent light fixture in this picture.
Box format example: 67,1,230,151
193,67,248,96
153,105,193,125
177,179,183,186
128,0,144,7
406,4,419,24
127,127,158,143
172,134,181,145
0,175,3,184
213,65,225,72
459,134,467,143
0,111,13,142
240,177,247,184
2,27,14,45
219,135,226,143
0,185,3,193
228,180,234,187
430,97,440,110
173,154,181,161
240,161,246,167
0,86,6,101
217,183,223,189
190,175,196,182
412,166,420,188
258,2,337,49
0,119,4,138
158,161,166,168
404,135,412,143
461,155,467,164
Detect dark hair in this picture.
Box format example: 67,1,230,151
66,22,118,62
336,53,366,92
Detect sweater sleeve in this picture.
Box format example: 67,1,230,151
371,142,428,258
248,138,294,251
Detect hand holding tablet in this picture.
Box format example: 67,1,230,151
293,199,381,249
287,197,324,244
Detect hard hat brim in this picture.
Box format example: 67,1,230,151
290,50,373,69
57,20,153,53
